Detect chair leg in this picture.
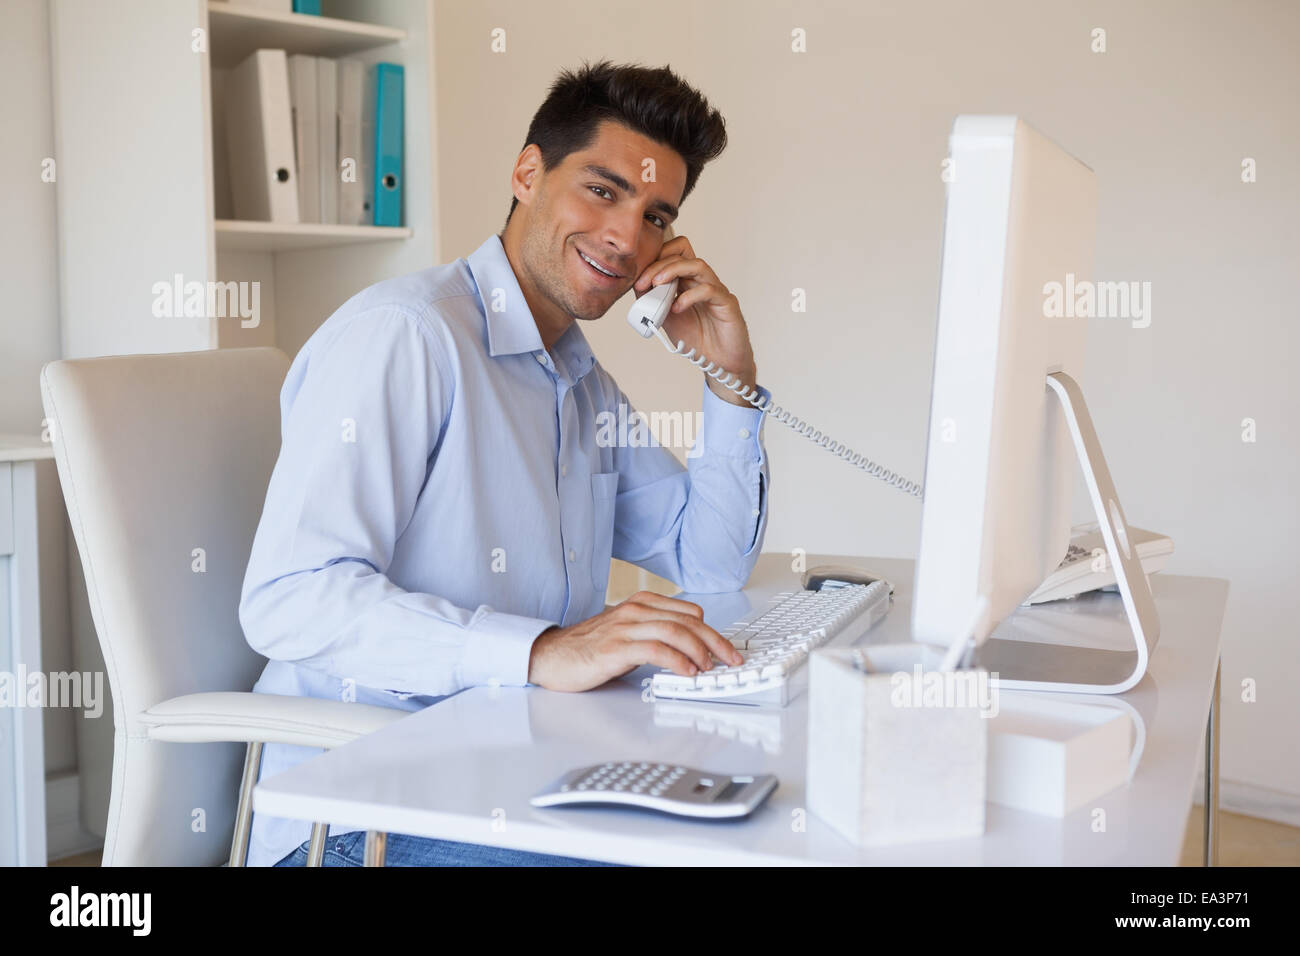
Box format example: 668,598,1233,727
306,822,329,866
363,830,387,866
228,741,263,867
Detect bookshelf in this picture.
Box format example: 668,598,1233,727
51,0,439,360
207,2,407,65
214,219,414,252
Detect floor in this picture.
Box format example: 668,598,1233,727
49,808,1300,866
1179,807,1300,866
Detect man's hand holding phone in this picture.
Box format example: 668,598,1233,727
526,591,743,692
631,233,758,407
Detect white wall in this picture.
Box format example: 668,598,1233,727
0,0,79,783
49,0,213,359
432,0,1300,810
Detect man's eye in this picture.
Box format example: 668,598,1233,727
588,185,613,200
647,216,666,229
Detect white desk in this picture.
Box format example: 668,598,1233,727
0,436,53,867
254,553,1228,866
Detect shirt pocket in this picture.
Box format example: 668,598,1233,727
590,471,620,598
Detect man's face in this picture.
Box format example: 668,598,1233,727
516,120,686,322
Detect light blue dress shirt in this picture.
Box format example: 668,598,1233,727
239,233,771,866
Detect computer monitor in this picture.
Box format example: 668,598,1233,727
912,115,1159,693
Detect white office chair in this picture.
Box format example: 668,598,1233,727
40,347,401,866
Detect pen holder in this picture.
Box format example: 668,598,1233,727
807,644,988,847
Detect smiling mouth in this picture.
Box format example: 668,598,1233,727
576,246,624,281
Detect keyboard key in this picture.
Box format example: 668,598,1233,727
655,673,697,690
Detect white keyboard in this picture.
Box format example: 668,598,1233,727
650,580,892,706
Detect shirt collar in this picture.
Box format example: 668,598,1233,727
466,233,596,383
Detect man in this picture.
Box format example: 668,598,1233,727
240,59,771,866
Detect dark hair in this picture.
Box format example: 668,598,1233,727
504,59,727,228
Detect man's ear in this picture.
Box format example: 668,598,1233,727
512,145,542,205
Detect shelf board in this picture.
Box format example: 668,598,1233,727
0,435,54,463
215,220,413,252
208,2,406,66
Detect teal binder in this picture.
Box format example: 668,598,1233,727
373,63,404,227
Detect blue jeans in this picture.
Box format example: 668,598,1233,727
273,829,622,867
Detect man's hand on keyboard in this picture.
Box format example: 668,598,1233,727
527,591,744,693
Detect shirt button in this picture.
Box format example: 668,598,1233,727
737,428,751,440
752,508,761,517
560,464,567,477
535,353,547,364
568,549,577,561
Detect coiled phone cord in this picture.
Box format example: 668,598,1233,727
651,326,925,498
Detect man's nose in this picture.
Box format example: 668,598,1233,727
598,221,641,272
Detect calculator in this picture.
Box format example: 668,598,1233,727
530,762,778,819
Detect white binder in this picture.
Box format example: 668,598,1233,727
225,49,300,223
317,56,339,224
337,59,367,225
287,54,319,223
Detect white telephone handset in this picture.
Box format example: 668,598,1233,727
627,228,923,497
626,277,680,340
627,223,683,341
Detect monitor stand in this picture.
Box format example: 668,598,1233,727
971,371,1161,694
